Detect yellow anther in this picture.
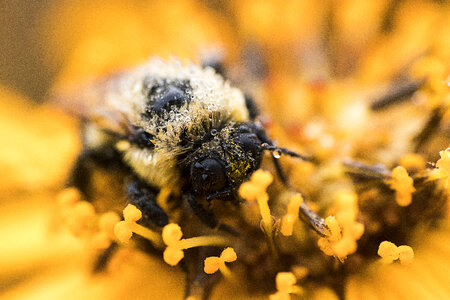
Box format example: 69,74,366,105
269,291,290,300
325,216,342,242
204,247,238,275
163,247,185,266
204,256,222,274
72,201,96,220
99,211,121,238
162,224,229,267
92,231,111,249
318,190,363,260
318,238,334,256
398,245,414,265
238,182,261,201
162,223,183,246
114,221,133,244
378,241,399,262
378,241,414,265
57,187,81,207
239,169,274,202
123,204,142,222
332,236,357,259
389,166,415,206
113,205,162,247
275,272,297,292
347,222,364,240
251,169,274,189
220,247,237,262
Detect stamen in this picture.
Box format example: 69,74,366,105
66,201,96,236
387,166,415,206
204,248,237,281
113,204,162,247
239,170,277,255
270,272,302,300
162,223,232,266
57,187,81,208
204,256,221,274
281,194,303,236
378,241,414,265
397,245,414,265
92,211,121,249
317,191,364,260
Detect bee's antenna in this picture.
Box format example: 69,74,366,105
261,144,314,162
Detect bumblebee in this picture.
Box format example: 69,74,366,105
55,58,326,298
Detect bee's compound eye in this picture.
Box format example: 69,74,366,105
191,158,228,194
238,132,262,158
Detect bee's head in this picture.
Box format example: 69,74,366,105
189,123,264,200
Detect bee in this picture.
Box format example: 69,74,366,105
55,58,326,298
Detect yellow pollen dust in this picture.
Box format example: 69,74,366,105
378,241,414,265
281,194,303,236
388,166,415,206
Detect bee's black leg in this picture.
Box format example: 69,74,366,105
185,193,218,229
185,193,239,237
342,158,391,181
67,149,94,196
66,146,129,273
126,177,169,228
67,146,127,198
93,242,119,273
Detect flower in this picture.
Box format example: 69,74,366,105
1,0,449,299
